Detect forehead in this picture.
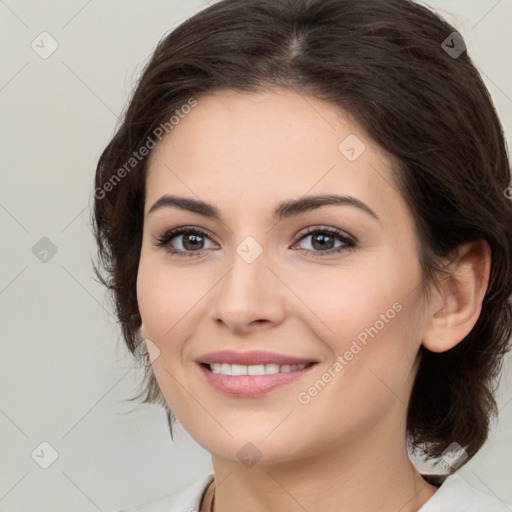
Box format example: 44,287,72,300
145,88,405,225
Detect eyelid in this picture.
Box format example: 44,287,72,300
153,224,357,258
154,224,356,243
153,225,219,249
294,225,357,244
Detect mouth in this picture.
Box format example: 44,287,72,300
197,357,319,397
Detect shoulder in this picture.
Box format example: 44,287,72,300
419,474,509,512
114,472,214,512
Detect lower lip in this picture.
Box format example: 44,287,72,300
198,363,317,397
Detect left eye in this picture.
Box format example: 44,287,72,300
292,227,356,255
154,226,356,258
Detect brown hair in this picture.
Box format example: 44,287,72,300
91,0,512,470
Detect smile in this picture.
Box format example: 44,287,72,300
198,361,318,397
207,362,311,375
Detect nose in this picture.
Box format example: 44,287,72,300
211,244,287,335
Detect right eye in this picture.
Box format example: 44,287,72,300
154,227,218,257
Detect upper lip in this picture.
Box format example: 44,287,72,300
196,350,318,366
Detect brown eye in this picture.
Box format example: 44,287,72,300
292,227,356,258
154,227,217,257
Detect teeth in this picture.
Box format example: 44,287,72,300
209,363,308,375
248,364,265,375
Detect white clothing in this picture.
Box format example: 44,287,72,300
115,472,509,511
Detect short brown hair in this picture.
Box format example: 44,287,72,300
92,0,512,470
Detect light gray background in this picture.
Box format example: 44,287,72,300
1,1,511,511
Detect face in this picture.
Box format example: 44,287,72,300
137,88,430,465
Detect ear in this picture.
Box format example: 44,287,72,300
422,239,491,353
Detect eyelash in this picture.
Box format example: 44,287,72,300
153,226,357,259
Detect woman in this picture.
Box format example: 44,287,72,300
92,0,512,510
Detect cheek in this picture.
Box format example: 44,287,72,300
336,291,424,407
309,255,425,400
297,262,402,348
136,252,205,342
136,257,201,416
293,299,424,448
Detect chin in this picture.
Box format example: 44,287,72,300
192,428,315,467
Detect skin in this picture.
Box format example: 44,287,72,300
136,88,491,512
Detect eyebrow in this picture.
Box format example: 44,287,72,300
147,193,380,223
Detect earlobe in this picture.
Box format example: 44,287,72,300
422,239,491,353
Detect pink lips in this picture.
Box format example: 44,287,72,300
196,350,318,397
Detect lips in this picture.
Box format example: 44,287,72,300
196,350,319,397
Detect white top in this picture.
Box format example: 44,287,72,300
115,472,509,512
